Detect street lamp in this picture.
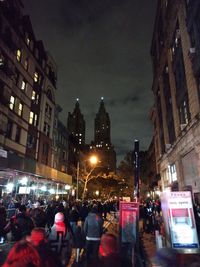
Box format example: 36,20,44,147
89,155,98,165
95,190,99,197
76,154,98,200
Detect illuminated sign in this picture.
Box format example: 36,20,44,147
119,201,139,243
161,191,199,252
18,186,30,194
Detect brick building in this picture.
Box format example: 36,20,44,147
151,0,200,203
0,0,71,191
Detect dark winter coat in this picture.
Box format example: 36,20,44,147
84,212,103,241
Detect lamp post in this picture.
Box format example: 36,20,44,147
76,161,79,201
134,139,140,201
82,155,98,200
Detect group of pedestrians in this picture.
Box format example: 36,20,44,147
140,199,162,235
0,197,120,266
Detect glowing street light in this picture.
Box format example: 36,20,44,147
89,155,98,165
77,155,98,200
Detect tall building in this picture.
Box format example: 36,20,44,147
67,99,85,146
151,0,200,202
0,0,71,189
94,97,111,145
67,99,86,173
67,98,116,174
91,98,116,173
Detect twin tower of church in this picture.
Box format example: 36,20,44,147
67,98,116,173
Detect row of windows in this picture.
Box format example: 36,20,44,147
15,48,43,86
9,95,38,126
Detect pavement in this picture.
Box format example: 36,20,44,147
140,232,156,266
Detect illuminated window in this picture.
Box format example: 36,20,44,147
18,103,23,116
34,114,37,126
29,111,34,124
168,164,177,183
34,71,39,82
26,37,30,46
0,54,4,67
24,58,29,70
32,90,36,100
16,49,21,62
21,80,26,91
9,96,15,110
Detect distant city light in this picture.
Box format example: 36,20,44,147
65,185,71,190
20,177,28,185
6,183,14,192
49,188,55,194
31,185,37,191
41,186,47,191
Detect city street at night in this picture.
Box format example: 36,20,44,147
1,0,200,266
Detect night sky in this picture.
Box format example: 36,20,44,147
23,0,157,163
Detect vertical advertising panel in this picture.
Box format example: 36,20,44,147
119,202,139,244
161,191,199,253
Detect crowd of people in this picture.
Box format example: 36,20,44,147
0,196,125,267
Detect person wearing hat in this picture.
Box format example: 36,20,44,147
84,204,103,263
48,212,72,266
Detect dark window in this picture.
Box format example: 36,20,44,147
15,125,21,143
163,65,176,144
156,89,165,154
27,134,36,149
6,119,13,139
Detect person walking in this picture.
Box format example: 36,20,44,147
48,212,72,266
84,204,103,263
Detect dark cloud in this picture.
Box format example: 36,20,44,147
23,0,156,164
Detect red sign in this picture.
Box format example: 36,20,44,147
119,201,139,243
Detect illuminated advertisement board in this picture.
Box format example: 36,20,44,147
119,201,139,243
161,191,199,253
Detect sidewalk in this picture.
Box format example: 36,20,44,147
141,232,157,266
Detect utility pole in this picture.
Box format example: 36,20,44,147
76,161,79,201
134,139,139,201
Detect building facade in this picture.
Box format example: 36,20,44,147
0,0,71,189
67,99,86,174
91,98,116,173
151,0,200,202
